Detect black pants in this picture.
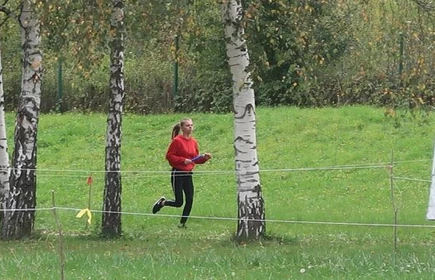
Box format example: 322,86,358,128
164,168,194,224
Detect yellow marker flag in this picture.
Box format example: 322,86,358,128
76,208,92,224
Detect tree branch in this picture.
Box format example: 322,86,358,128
0,5,12,16
412,0,435,11
0,1,20,26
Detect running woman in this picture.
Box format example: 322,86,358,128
152,118,211,228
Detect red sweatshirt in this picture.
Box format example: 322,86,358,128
166,135,207,171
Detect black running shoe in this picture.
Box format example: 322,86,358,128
152,197,165,214
177,223,187,229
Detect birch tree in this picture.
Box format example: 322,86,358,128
2,0,42,239
0,47,11,227
0,0,16,231
102,0,125,237
222,0,265,240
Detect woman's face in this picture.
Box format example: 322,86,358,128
181,119,194,135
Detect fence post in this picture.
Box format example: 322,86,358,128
389,150,398,250
57,57,63,112
173,35,179,99
398,32,404,87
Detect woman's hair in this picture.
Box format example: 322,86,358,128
171,118,191,139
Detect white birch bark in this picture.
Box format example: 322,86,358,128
222,0,265,240
426,141,435,220
102,0,125,236
2,0,42,239
0,48,11,222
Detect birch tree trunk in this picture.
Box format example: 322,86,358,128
0,48,11,228
222,0,265,240
2,0,43,239
102,0,125,237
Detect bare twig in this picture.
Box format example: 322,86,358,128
51,191,65,280
413,0,435,11
389,151,398,251
0,2,19,27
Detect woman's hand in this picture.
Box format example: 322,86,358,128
204,153,212,160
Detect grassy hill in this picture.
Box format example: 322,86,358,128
2,106,435,279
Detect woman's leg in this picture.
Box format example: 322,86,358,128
180,175,194,225
164,170,184,207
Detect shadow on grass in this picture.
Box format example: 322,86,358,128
229,232,300,247
3,226,301,252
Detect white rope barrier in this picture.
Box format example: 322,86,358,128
35,175,430,184
393,176,431,183
31,165,431,184
2,206,435,229
0,158,432,235
0,158,430,176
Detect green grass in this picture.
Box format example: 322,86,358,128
2,106,435,279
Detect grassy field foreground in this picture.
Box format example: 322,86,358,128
2,106,435,279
